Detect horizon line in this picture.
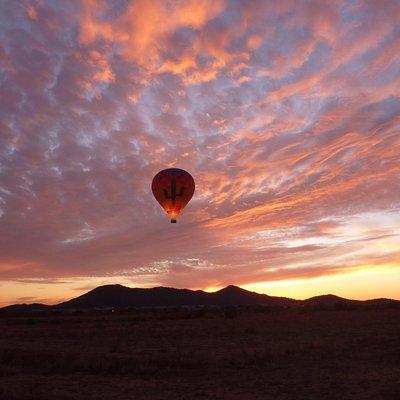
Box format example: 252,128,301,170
1,283,399,308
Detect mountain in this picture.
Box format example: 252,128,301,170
302,294,400,309
1,285,399,312
209,285,298,306
0,303,50,313
55,284,297,309
302,294,359,306
57,285,210,309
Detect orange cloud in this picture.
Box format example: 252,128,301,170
78,0,226,75
0,0,399,305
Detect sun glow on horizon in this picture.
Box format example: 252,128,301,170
2,262,399,308
242,263,400,300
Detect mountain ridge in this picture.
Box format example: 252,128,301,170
1,284,399,312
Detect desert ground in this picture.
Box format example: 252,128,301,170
1,307,400,399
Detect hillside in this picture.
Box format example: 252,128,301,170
56,284,298,309
1,285,399,312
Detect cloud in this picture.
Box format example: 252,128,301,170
0,0,399,303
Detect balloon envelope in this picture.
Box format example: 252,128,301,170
152,168,195,223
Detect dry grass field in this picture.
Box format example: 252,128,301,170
1,307,400,399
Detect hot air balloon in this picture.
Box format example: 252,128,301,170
152,168,195,223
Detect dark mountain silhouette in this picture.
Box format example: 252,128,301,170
0,303,50,313
58,285,210,309
364,298,400,306
1,285,399,312
302,294,399,309
302,294,358,306
209,285,297,306
56,284,298,309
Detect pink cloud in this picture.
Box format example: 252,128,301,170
0,0,399,304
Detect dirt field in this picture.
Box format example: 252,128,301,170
1,307,399,399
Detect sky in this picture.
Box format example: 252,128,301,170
0,0,399,306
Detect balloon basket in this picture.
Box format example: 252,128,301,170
171,219,177,223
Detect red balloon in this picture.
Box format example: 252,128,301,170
152,168,195,223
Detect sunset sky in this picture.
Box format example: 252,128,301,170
0,0,399,306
